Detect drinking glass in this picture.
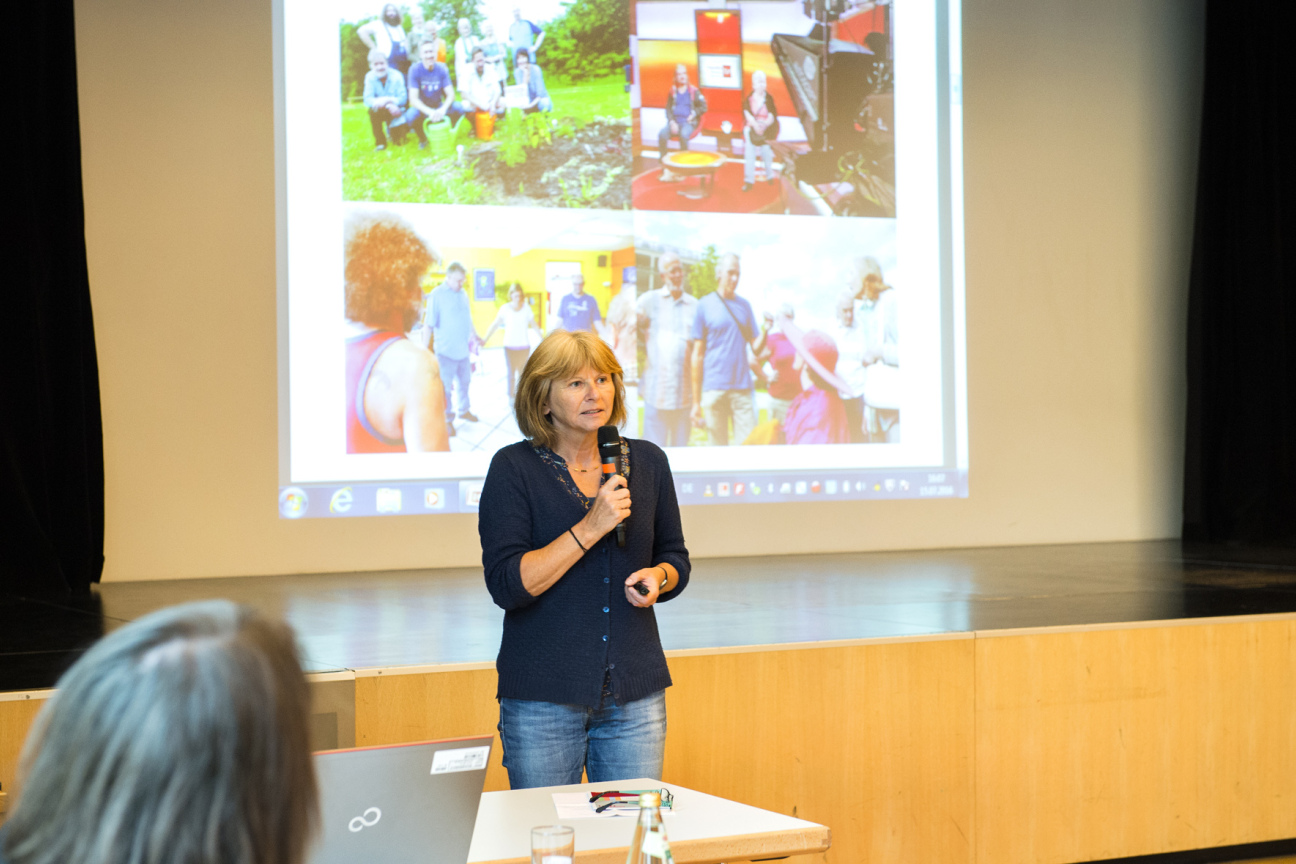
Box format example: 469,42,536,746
531,825,575,864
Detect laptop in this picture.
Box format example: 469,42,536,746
310,734,493,864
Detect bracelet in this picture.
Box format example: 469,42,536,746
568,527,587,552
658,566,669,590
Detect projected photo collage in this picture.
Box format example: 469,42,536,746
282,0,955,517
339,0,896,432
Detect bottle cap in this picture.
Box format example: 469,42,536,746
639,791,661,807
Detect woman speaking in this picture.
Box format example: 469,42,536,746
479,329,690,789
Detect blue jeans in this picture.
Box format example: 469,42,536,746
498,689,667,789
743,126,774,183
436,353,472,418
658,120,695,154
643,404,691,447
400,103,467,138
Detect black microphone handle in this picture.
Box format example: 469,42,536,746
616,522,626,547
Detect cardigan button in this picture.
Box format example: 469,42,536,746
602,635,608,641
603,606,609,613
603,577,609,583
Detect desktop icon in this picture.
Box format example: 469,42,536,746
884,479,896,492
423,488,445,509
704,484,714,497
750,483,761,495
279,487,308,519
795,481,807,495
460,481,484,509
873,483,882,492
825,480,838,495
682,482,694,494
376,488,402,513
718,482,731,497
899,479,910,491
810,481,822,493
780,482,792,494
734,483,745,496
329,487,354,514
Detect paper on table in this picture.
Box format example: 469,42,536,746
551,793,681,820
552,792,633,819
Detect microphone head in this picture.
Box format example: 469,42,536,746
597,425,621,453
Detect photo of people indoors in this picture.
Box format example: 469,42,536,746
632,0,894,216
340,0,632,209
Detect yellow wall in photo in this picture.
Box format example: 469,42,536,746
427,245,634,347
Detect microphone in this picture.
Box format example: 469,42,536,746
597,425,626,548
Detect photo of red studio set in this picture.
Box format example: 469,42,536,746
631,0,894,217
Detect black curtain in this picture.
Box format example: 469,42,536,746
0,0,104,598
1183,0,1295,546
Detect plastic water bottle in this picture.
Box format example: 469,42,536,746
624,792,673,864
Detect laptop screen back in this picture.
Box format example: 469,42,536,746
310,735,493,864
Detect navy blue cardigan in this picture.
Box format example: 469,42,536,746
479,438,690,707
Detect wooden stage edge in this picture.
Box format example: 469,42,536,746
5,614,1296,864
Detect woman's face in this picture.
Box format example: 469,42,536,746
544,365,614,439
509,288,524,308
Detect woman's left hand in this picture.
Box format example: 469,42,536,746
625,567,665,608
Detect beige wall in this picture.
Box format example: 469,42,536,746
75,0,1204,581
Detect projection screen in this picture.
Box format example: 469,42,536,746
275,0,965,518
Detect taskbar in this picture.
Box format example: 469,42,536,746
675,469,968,505
278,480,484,518
278,470,967,519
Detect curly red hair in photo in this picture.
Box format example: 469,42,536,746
344,212,439,332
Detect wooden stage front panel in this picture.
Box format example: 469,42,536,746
975,615,1296,864
350,617,1296,864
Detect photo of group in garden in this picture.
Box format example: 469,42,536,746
340,0,632,209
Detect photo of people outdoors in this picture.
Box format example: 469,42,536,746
632,0,894,217
633,212,900,447
343,204,635,453
340,0,632,209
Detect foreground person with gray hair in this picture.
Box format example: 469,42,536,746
0,601,318,864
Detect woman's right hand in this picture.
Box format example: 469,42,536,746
583,474,630,541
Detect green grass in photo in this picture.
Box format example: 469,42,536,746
341,75,628,205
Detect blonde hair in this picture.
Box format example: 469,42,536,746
515,330,626,449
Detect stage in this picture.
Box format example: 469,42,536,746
5,540,1296,863
5,540,1296,687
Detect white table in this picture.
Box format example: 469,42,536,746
467,778,830,864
